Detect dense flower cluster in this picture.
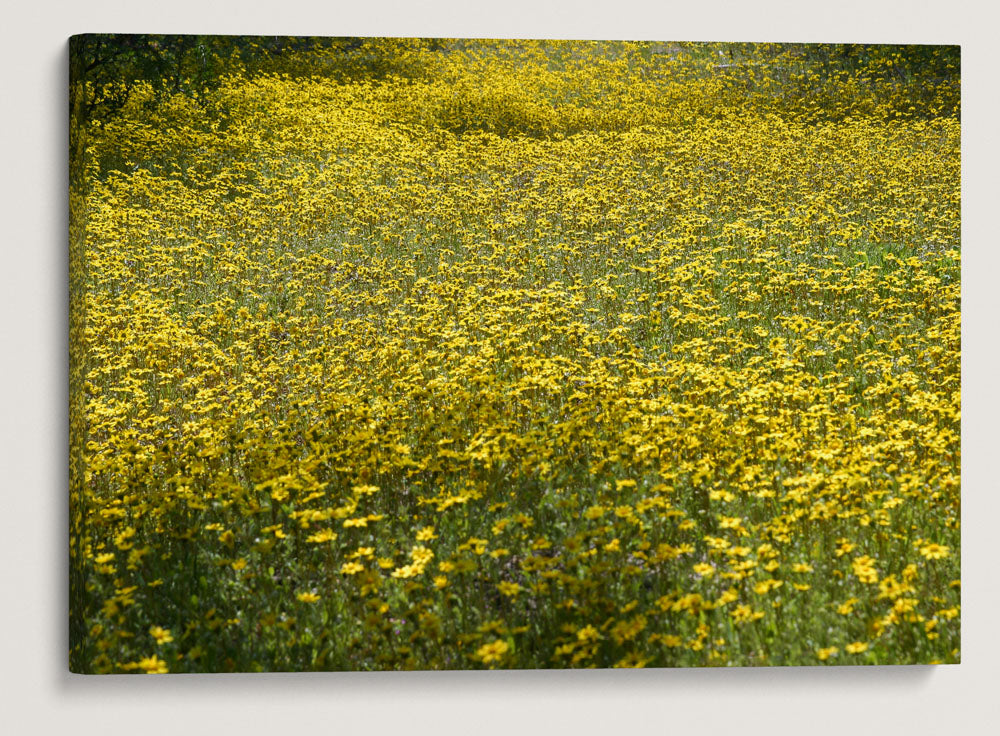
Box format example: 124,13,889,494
69,40,960,672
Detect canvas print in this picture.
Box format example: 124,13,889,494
69,36,960,673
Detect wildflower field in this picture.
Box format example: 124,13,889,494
69,39,960,672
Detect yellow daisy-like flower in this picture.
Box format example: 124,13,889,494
919,543,950,560
416,525,438,541
390,564,419,579
753,578,783,595
149,626,173,645
306,529,337,544
136,655,169,674
837,597,860,615
730,604,764,624
297,591,320,603
476,639,510,665
835,539,856,557
497,581,522,597
845,641,869,654
852,555,879,584
693,562,715,578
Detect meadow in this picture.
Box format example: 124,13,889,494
69,39,960,672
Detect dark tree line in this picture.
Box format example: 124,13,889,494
69,35,369,122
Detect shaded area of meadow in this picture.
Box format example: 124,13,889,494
70,40,960,672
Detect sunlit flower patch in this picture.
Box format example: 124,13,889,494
69,38,960,672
